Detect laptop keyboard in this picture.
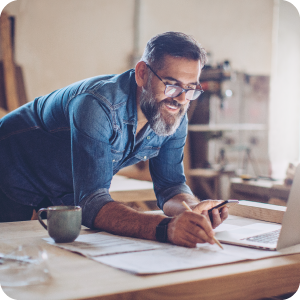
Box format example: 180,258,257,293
243,229,281,244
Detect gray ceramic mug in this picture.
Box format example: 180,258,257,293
37,206,82,243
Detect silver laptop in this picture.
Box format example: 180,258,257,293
215,164,300,251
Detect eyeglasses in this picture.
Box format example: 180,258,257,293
145,63,204,101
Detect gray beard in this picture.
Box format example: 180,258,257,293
140,86,189,136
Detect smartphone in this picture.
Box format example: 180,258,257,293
208,200,239,222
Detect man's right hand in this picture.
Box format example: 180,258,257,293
167,211,216,248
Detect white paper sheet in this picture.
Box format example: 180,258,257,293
44,232,163,257
93,243,246,274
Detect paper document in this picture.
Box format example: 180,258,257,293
44,216,300,275
93,243,245,274
44,232,163,257
44,232,247,274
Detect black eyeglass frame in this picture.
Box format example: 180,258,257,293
145,63,204,101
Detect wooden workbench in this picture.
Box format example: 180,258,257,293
1,202,300,300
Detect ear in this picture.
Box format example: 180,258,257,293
135,61,149,87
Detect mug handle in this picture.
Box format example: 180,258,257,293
37,208,48,230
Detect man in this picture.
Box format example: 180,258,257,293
0,31,228,248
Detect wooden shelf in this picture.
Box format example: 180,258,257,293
188,123,266,132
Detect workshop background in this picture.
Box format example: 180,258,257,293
0,0,299,200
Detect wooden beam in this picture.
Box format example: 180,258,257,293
229,200,286,224
0,10,19,111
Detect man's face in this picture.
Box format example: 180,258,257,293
140,56,201,136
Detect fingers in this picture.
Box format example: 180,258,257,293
176,231,205,248
191,200,223,214
167,211,216,248
220,206,229,222
202,206,229,229
210,208,223,228
192,200,229,229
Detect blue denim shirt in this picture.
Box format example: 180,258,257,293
0,69,193,228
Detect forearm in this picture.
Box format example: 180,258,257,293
162,193,200,216
92,196,224,248
93,201,166,240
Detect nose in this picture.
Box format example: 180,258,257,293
173,91,190,105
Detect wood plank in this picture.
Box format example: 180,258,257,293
229,200,286,224
0,11,19,111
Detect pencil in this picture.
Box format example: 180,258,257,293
182,201,223,250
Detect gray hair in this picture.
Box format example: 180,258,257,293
141,31,207,70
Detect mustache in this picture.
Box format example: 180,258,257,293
160,99,183,109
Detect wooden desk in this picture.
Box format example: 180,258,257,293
2,205,300,300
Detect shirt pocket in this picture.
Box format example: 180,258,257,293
135,146,160,161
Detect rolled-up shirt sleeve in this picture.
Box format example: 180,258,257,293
68,94,115,228
149,115,194,210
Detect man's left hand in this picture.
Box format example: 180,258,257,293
190,200,228,229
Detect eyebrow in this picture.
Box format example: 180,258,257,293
163,76,199,87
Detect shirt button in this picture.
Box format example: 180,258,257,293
112,159,115,162
144,156,147,160
146,136,150,140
